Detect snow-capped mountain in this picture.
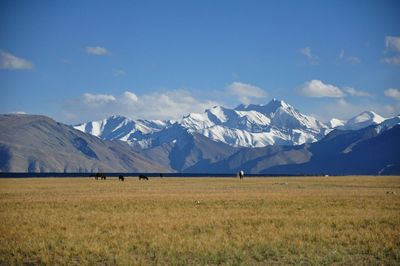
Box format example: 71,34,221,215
374,114,400,133
74,115,173,144
73,99,392,149
74,99,329,148
180,99,329,147
339,111,385,130
328,118,345,128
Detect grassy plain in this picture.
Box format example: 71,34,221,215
0,176,399,265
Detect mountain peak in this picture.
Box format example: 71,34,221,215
266,98,291,110
341,111,385,130
109,115,129,120
351,111,385,124
234,98,292,114
329,118,345,128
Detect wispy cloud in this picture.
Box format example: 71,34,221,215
299,47,319,65
123,91,138,102
10,111,27,115
85,46,110,56
343,87,371,97
384,88,400,101
300,80,372,98
339,50,361,64
382,55,400,66
385,36,400,52
227,82,267,105
383,36,400,66
0,50,34,70
83,93,116,105
299,80,344,98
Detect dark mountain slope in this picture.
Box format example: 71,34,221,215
135,124,238,172
265,125,400,175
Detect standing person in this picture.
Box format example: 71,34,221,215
239,170,244,179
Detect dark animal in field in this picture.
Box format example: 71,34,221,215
138,174,149,180
119,175,124,181
160,173,163,178
94,173,106,180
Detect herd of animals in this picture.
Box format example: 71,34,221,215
89,173,149,181
90,171,245,181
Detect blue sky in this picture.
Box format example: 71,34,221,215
1,0,399,123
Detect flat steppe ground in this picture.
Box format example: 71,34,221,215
0,176,399,265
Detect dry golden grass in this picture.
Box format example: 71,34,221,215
0,176,399,265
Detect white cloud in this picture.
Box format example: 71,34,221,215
227,82,267,105
339,50,361,64
385,36,400,52
384,88,400,101
382,55,400,66
300,80,344,98
63,90,221,123
383,36,400,66
85,46,110,56
0,50,33,70
10,111,27,115
346,56,361,64
135,90,220,120
299,47,319,64
343,87,371,97
123,91,139,102
83,93,116,105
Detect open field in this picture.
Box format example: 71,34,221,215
0,176,399,265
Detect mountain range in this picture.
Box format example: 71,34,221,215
74,99,387,148
1,99,399,174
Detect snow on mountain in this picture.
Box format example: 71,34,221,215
328,118,345,128
74,115,173,143
374,114,400,134
74,99,331,148
179,99,329,147
340,111,385,130
74,99,393,149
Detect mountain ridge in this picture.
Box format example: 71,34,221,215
0,114,171,172
1,112,399,174
74,99,392,149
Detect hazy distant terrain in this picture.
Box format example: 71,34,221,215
1,176,399,265
0,114,170,173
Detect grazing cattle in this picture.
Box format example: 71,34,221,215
118,175,124,181
160,173,163,178
138,174,149,180
94,173,106,180
238,170,244,179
